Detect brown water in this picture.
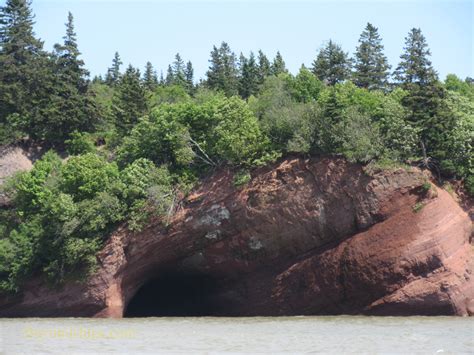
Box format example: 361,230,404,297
1,316,473,354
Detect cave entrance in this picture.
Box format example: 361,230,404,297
124,271,220,317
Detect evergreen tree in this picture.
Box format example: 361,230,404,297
239,51,259,98
394,28,445,163
312,40,351,85
394,28,437,85
271,51,287,75
257,50,271,84
184,60,194,93
206,42,239,96
143,61,158,91
113,65,147,133
48,11,97,142
0,0,52,141
353,23,390,90
165,64,174,85
172,53,186,87
105,51,122,86
53,12,88,87
159,71,165,86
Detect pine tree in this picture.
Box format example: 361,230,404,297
257,50,271,84
172,53,186,87
184,60,194,93
143,61,158,91
394,28,437,85
312,40,351,85
239,51,259,98
159,71,165,86
0,0,52,140
271,51,287,75
394,28,445,163
353,23,390,90
53,12,88,89
165,64,174,85
113,65,147,133
48,11,97,142
206,42,239,96
105,51,122,86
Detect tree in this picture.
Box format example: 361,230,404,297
394,28,444,162
239,51,259,98
353,23,391,90
0,0,51,141
257,50,271,84
165,64,174,85
172,53,186,87
105,52,122,86
184,60,194,93
53,12,88,87
250,75,313,153
47,12,97,143
312,40,351,85
394,28,437,85
143,61,158,91
286,65,324,103
206,42,239,96
113,65,148,133
271,51,287,75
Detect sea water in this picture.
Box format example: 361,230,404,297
1,316,473,354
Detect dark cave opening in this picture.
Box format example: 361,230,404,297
124,271,220,317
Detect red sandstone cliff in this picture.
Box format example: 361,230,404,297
0,157,472,317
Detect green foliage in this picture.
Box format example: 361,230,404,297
286,67,324,103
149,85,190,107
239,52,260,99
113,64,148,133
340,108,383,163
353,23,391,90
433,91,473,177
117,110,194,168
60,153,121,201
206,42,239,96
312,40,351,85
0,151,175,292
445,74,474,100
65,131,96,155
271,51,288,76
250,75,315,153
119,95,269,168
233,169,251,187
412,202,425,213
105,52,122,86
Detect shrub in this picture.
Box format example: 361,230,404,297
60,153,121,201
65,131,96,155
233,169,251,187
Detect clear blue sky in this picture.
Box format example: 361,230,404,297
22,0,474,81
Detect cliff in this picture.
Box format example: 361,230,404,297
0,156,473,317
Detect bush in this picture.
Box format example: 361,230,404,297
341,108,383,163
250,75,315,153
60,153,121,201
118,96,270,168
65,131,96,155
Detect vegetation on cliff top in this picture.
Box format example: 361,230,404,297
0,0,472,293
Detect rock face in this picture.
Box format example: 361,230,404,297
0,157,472,317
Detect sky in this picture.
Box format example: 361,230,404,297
19,0,474,81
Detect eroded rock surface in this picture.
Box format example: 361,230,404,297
0,157,472,317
